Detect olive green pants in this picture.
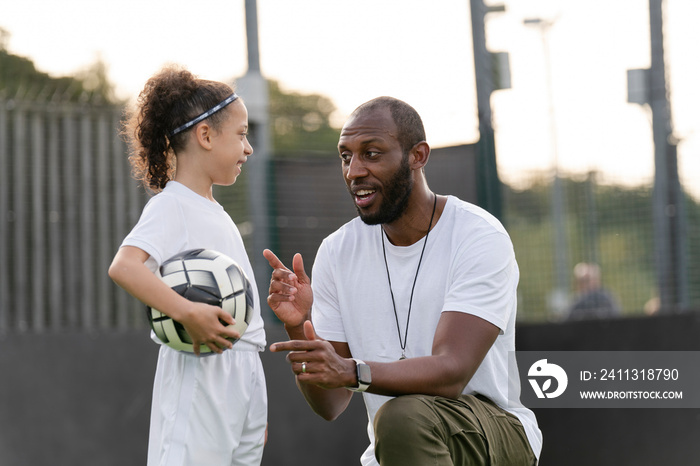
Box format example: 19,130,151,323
373,394,536,466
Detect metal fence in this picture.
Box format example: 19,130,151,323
0,98,146,332
1,97,698,333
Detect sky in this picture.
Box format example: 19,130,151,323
2,0,699,198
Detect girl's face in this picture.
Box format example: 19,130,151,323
207,100,253,186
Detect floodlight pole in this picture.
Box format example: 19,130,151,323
239,0,272,314
523,17,570,318
470,0,504,221
647,0,687,312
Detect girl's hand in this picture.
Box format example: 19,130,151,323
179,301,241,356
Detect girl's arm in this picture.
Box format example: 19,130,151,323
108,246,240,355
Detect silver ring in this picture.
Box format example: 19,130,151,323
301,362,307,373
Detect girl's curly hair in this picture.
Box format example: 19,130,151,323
122,65,235,192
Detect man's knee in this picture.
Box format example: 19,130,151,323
374,395,436,445
374,396,491,466
374,396,448,465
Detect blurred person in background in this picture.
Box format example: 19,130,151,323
567,262,622,320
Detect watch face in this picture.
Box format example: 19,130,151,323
358,364,371,384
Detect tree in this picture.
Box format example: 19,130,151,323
0,28,118,104
268,79,340,155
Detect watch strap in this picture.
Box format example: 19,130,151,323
347,358,370,392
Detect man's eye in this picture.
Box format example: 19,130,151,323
339,152,351,162
366,151,380,158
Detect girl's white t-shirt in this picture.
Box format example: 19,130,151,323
311,196,541,465
121,181,265,350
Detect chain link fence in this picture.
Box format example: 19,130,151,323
505,170,699,322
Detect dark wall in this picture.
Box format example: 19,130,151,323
2,313,698,466
0,331,155,466
0,326,366,466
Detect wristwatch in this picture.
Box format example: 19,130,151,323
347,358,371,392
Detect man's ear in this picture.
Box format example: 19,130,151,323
193,122,214,150
409,141,430,170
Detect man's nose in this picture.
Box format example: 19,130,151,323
345,155,368,180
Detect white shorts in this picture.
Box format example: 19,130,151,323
147,342,267,466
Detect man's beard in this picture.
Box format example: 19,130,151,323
354,157,413,225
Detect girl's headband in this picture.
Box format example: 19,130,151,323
169,93,239,138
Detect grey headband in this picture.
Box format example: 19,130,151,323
169,93,239,138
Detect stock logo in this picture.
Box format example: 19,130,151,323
528,359,568,399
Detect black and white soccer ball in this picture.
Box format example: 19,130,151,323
147,248,254,353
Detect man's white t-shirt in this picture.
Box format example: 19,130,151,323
311,196,542,465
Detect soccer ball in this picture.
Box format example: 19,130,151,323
147,248,254,353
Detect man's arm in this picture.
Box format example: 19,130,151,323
273,312,499,403
362,311,499,399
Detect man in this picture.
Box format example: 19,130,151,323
264,97,541,465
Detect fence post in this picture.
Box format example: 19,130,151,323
31,108,46,331
111,110,130,329
12,104,28,330
0,101,8,332
47,106,63,330
80,110,95,329
62,106,80,327
96,111,111,328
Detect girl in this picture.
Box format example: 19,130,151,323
109,66,267,466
